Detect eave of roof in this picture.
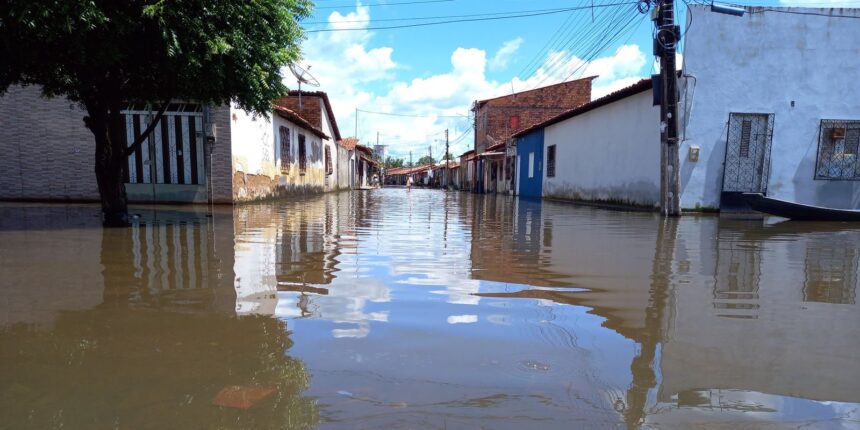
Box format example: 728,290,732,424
512,78,653,139
274,106,330,140
287,90,342,141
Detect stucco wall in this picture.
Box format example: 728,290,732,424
542,90,661,207
230,105,327,202
681,5,860,209
336,145,351,189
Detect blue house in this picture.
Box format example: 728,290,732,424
516,129,544,198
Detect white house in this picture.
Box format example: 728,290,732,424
513,5,860,211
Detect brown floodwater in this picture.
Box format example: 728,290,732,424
1,189,859,429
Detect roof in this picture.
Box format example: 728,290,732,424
338,136,359,150
274,106,329,140
287,90,342,141
473,76,597,110
355,144,373,156
512,78,653,138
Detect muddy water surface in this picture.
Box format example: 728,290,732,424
1,189,859,429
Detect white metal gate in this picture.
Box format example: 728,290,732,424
123,104,206,185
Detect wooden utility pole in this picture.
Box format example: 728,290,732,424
655,0,681,216
445,129,450,188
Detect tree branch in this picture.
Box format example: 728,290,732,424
125,101,170,157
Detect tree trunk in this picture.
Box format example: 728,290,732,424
86,99,130,227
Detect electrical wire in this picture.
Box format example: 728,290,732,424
314,0,454,11
357,108,468,118
306,2,640,32
303,6,587,25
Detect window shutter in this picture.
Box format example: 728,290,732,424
298,134,307,174
325,145,333,175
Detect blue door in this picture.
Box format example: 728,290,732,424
517,129,544,198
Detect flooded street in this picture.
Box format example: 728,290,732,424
1,189,859,429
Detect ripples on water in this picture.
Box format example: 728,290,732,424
1,189,859,429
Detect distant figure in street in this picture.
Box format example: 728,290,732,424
406,175,413,191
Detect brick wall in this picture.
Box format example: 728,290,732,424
274,95,323,130
0,85,235,204
474,78,593,153
209,105,235,203
0,86,100,201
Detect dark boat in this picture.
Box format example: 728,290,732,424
742,193,860,221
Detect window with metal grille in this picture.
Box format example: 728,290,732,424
815,120,860,180
279,126,291,174
298,134,307,175
739,120,752,158
325,145,333,175
547,145,556,177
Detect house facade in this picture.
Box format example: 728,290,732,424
471,77,593,194
513,79,660,207
512,6,860,211
0,86,350,204
679,5,860,210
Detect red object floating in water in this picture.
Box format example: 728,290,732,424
212,385,276,409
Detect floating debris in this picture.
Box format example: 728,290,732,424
212,385,276,410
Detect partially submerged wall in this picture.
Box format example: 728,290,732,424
542,89,661,208
230,105,327,202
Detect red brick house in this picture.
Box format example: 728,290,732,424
471,77,594,193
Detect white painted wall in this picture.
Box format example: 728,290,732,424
681,5,860,209
543,90,661,207
319,103,340,190
230,104,276,176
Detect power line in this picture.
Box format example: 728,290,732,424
357,108,468,118
314,0,454,11
305,2,640,32
303,6,584,25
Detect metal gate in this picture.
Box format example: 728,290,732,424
722,113,774,193
123,104,206,185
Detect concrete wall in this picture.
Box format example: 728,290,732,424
681,5,860,209
542,89,661,207
0,85,235,204
230,105,327,202
336,145,351,189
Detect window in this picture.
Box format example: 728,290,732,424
739,120,752,158
815,120,860,180
325,145,333,175
279,126,291,174
528,152,535,178
547,145,556,177
298,134,307,175
510,115,520,130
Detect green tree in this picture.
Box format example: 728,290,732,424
417,155,436,166
384,156,404,168
0,1,312,225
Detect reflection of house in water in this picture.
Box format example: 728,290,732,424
0,204,237,326
473,206,860,425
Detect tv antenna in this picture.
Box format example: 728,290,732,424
288,63,320,110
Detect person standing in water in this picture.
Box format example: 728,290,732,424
406,175,413,191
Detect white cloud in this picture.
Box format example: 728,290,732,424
780,0,859,4
300,7,650,160
489,37,524,72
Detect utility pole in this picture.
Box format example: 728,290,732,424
654,0,681,216
409,151,412,168
355,107,358,138
445,129,450,189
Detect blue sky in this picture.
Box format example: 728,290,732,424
295,0,855,160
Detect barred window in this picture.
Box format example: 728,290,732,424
815,120,860,180
298,134,307,175
547,145,556,178
279,126,291,174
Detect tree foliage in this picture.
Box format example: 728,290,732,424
417,155,436,166
0,0,312,224
384,156,405,168
0,0,312,114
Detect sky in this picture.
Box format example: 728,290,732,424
291,0,856,161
